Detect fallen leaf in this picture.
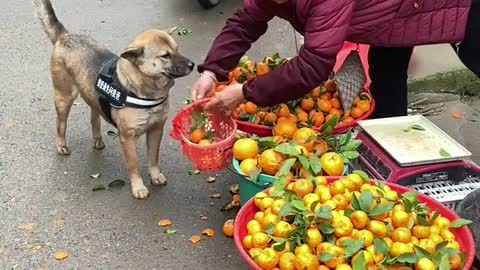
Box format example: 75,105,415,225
12,264,18,269
165,229,178,235
232,194,240,203
107,130,118,137
202,229,215,237
108,179,126,189
89,173,101,179
200,215,208,220
221,200,240,211
206,176,216,183
54,219,65,228
189,235,201,244
17,223,35,231
158,219,172,227
209,202,215,206
229,184,240,194
54,251,69,260
452,112,462,119
188,170,200,175
73,101,81,106
91,184,107,192
32,244,42,252
440,148,451,157
210,192,221,199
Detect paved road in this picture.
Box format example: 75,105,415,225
0,0,299,269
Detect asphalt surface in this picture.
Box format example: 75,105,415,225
0,0,299,269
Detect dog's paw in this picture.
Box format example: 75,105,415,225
151,173,167,186
56,145,71,155
131,182,149,200
93,138,106,150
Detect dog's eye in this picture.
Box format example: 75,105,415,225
159,53,170,59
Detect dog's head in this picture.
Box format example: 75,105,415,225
120,28,194,79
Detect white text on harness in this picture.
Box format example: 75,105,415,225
96,78,121,101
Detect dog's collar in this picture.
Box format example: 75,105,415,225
95,58,168,109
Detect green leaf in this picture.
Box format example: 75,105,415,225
308,156,322,174
273,240,287,252
249,168,262,183
92,184,107,192
396,253,418,264
177,27,192,36
369,202,394,217
265,224,275,235
343,150,360,160
318,253,334,263
339,131,352,146
278,203,294,219
351,193,361,210
341,140,363,151
439,253,450,270
321,114,339,135
188,170,200,175
291,200,307,212
402,191,419,203
298,155,310,171
316,206,333,220
278,158,297,177
352,252,367,270
417,215,431,226
430,211,440,224
344,208,354,218
404,199,413,213
310,201,319,213
108,179,126,189
274,144,299,156
352,170,369,181
374,238,389,256
359,191,374,213
407,217,415,230
439,148,451,157
319,223,335,235
435,241,449,254
165,229,178,235
414,245,432,258
450,218,473,228
411,124,426,131
343,239,365,258
248,114,257,123
107,130,118,137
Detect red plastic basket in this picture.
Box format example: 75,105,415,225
235,89,376,136
170,98,237,172
233,178,475,270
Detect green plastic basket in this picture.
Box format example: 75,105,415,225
232,158,349,205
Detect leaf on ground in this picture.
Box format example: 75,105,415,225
107,130,118,137
207,176,216,183
200,215,208,220
89,173,101,179
188,170,200,175
202,229,215,237
17,223,35,231
73,101,81,106
451,112,462,119
91,184,107,192
165,229,178,235
158,219,173,227
32,244,43,252
189,235,201,244
54,251,69,260
210,192,221,199
108,179,126,189
53,219,65,228
209,202,215,206
229,184,240,194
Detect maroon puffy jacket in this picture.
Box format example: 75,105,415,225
198,0,471,106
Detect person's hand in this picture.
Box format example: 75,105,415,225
204,83,246,115
192,71,217,100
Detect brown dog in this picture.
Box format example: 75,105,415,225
33,0,194,199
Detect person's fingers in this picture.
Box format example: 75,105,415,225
204,97,221,111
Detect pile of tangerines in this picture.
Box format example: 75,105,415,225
214,53,374,129
242,173,468,270
232,125,349,178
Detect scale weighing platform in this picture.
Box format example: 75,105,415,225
349,115,480,209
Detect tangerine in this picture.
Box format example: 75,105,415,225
189,128,206,143
300,98,315,111
259,149,284,175
350,107,364,119
325,80,337,93
276,104,291,118
233,138,259,161
330,97,342,109
223,219,234,237
317,99,332,113
357,100,371,113
240,158,258,176
273,119,298,139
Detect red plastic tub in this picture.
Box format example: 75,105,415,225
233,178,475,270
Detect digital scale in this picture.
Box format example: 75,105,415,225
349,115,480,209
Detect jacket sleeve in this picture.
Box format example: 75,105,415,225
242,0,354,107
197,0,275,82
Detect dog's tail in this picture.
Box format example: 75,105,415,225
33,0,67,44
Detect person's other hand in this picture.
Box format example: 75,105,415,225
204,83,246,115
192,71,216,100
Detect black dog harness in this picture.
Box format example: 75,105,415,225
95,58,168,127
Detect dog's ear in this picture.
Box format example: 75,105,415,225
120,47,143,62
163,26,178,35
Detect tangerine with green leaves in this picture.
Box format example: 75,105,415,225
233,138,259,161
293,179,314,198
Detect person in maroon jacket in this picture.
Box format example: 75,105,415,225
192,0,479,118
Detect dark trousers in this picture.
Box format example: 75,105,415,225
368,0,480,118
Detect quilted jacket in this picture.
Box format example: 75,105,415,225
198,0,471,106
